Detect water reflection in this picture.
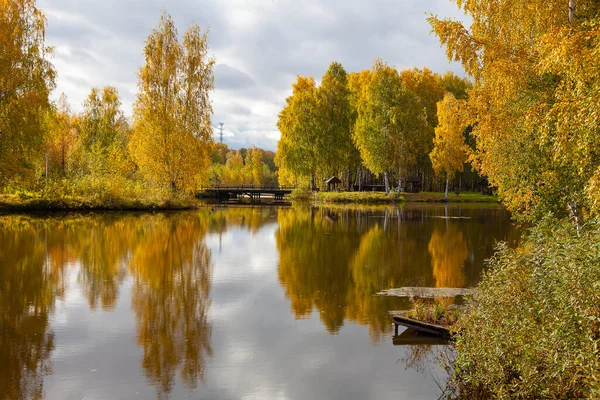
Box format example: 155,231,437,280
0,213,216,399
429,225,467,289
276,205,517,342
128,214,213,397
0,205,517,399
0,217,64,400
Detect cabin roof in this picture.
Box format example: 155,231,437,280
324,176,342,184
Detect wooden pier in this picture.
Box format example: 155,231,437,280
390,311,452,339
200,185,295,202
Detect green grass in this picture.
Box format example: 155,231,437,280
0,189,201,212
306,190,497,205
406,299,460,327
403,191,498,203
313,191,404,204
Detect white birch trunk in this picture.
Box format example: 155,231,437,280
569,0,576,24
384,172,390,194
444,173,449,201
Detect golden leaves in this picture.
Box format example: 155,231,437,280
430,0,600,219
429,93,469,178
131,12,214,192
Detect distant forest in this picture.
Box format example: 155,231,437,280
276,61,485,194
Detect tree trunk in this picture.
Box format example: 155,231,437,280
384,172,390,194
61,143,66,175
444,173,449,201
569,0,576,24
567,201,581,236
397,167,402,192
311,173,316,191
357,167,362,192
347,167,352,191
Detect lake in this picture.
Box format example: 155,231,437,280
0,204,518,400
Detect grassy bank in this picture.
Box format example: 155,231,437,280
293,188,496,205
312,191,404,204
402,191,498,203
0,188,201,212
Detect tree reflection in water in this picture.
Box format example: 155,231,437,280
128,214,213,398
276,206,490,343
0,213,216,399
0,206,513,399
0,217,66,400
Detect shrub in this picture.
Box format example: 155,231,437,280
290,186,312,202
406,298,458,326
451,217,600,399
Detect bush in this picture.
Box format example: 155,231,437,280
451,217,600,399
289,186,312,202
406,298,458,326
0,175,200,210
314,191,403,204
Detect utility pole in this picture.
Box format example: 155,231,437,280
219,122,224,144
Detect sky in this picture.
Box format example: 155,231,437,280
38,0,469,151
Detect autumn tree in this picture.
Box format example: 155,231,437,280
45,93,77,176
276,76,319,189
246,146,265,186
130,12,214,192
219,150,245,185
0,0,56,185
429,93,469,200
76,87,130,178
438,71,471,100
399,67,448,185
352,59,428,193
429,0,600,220
316,62,357,184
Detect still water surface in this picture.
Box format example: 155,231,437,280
0,204,518,400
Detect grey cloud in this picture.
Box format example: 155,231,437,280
214,64,255,90
40,0,469,150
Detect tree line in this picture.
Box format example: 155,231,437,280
275,60,476,195
209,143,278,187
1,1,218,201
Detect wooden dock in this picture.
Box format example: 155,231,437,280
391,311,452,339
375,287,474,298
392,327,450,346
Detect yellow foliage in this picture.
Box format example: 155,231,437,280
131,12,214,192
429,0,600,219
0,0,55,184
429,93,469,178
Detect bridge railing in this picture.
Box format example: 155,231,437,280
200,185,297,191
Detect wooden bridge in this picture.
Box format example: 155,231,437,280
201,185,295,201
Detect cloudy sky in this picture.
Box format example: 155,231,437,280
38,0,468,151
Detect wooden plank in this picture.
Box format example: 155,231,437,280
392,315,451,338
375,287,474,298
392,328,450,346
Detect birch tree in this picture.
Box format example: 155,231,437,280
0,0,55,184
352,59,427,193
275,76,319,189
429,0,600,220
429,93,469,200
130,12,214,192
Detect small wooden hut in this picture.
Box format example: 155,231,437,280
324,176,342,192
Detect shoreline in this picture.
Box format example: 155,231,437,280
0,191,498,212
0,194,204,213
310,191,497,205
